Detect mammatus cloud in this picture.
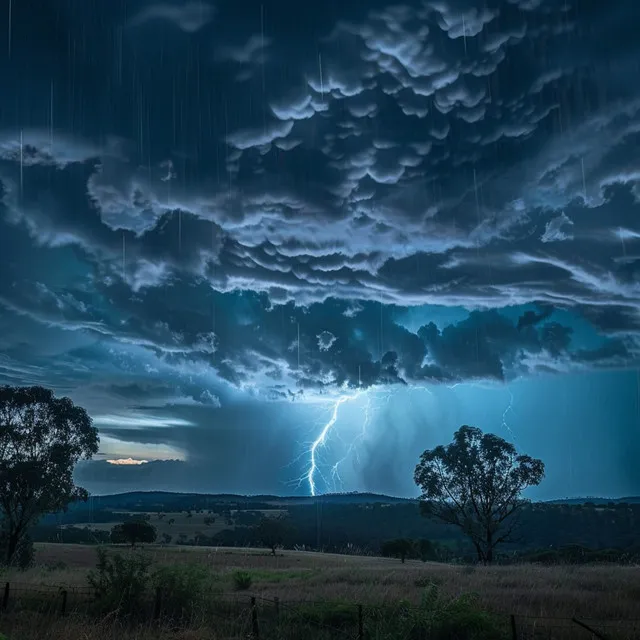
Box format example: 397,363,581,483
1,0,640,495
127,2,215,32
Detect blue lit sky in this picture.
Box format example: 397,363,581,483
1,0,639,499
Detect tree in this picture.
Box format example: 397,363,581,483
0,385,99,566
255,516,290,556
414,425,545,564
381,538,414,563
416,538,437,562
110,521,157,547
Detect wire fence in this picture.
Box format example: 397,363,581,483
1,581,639,639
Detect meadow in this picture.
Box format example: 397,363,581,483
1,543,639,639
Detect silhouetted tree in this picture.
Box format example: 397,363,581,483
381,538,413,563
0,385,99,566
416,538,437,562
414,425,545,564
110,521,157,547
255,516,290,556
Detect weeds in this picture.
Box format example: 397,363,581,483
232,570,253,590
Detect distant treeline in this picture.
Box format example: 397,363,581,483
31,495,640,562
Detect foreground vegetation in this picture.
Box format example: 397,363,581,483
1,543,640,639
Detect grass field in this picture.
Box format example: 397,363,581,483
65,509,287,543
1,543,640,639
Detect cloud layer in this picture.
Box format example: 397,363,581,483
1,0,639,493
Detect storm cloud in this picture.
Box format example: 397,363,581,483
1,0,639,496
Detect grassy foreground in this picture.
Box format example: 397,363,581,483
0,543,639,639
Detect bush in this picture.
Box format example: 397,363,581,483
232,570,252,590
153,564,221,621
87,548,151,615
368,583,506,639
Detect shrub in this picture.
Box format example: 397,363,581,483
87,548,151,615
232,570,252,590
412,583,505,639
153,564,221,621
368,583,506,639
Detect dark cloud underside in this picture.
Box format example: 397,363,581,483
0,0,639,495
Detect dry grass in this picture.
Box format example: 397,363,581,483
6,543,638,620
66,510,237,539
2,544,640,639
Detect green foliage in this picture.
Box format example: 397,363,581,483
232,570,252,590
87,547,151,614
110,521,157,547
415,425,545,564
370,583,506,639
0,385,99,566
381,538,414,562
153,564,221,620
290,602,359,628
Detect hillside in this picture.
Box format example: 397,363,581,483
33,490,640,559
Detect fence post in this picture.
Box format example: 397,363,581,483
358,603,364,640
571,618,609,640
273,596,280,621
60,589,67,617
510,614,517,640
2,583,8,611
251,596,260,639
154,587,162,620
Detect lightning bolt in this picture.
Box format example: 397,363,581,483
447,381,518,442
292,384,433,497
501,388,516,442
328,388,396,491
305,390,364,497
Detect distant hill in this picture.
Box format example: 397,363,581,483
75,490,415,511
545,496,640,505
79,490,640,509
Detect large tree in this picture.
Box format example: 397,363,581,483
255,516,291,556
0,385,99,565
110,521,157,547
414,425,544,564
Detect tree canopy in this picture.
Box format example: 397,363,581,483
381,538,414,563
110,521,157,547
255,516,291,555
0,385,99,565
414,425,545,564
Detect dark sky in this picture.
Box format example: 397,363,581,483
1,0,639,499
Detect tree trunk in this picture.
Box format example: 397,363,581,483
485,530,493,565
5,531,20,566
472,541,485,564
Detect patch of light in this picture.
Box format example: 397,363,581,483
106,458,149,466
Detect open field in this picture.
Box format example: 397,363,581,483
7,543,640,616
64,509,288,543
1,543,640,638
